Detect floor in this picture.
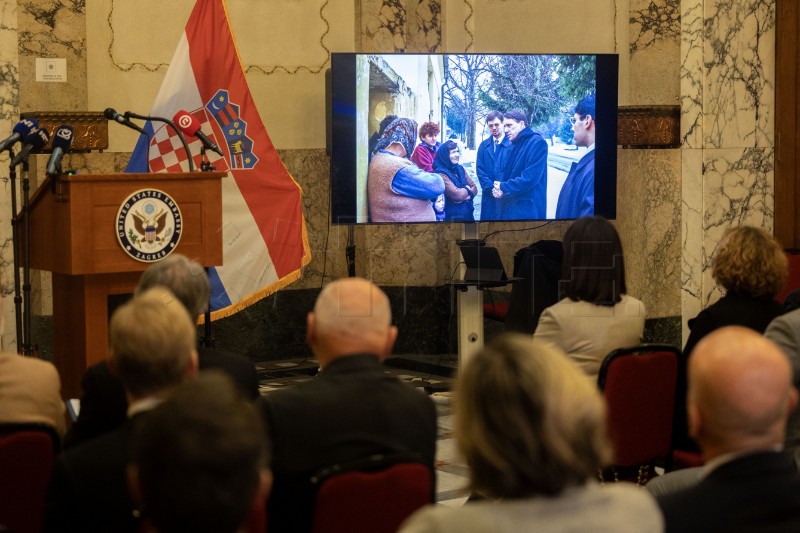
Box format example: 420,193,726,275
256,355,470,505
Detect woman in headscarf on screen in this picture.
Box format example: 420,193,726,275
433,140,477,222
368,118,444,223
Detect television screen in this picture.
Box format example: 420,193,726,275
330,53,618,225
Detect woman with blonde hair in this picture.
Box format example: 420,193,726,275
399,335,663,533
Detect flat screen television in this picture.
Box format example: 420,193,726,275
329,53,618,225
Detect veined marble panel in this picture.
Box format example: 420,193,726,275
680,0,703,148
702,0,775,149
0,0,18,349
360,0,409,52
629,0,680,105
681,147,703,342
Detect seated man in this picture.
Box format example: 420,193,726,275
0,296,66,437
64,254,259,448
657,327,800,532
130,372,271,533
45,287,198,533
260,277,437,533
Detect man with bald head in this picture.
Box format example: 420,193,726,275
260,277,437,533
657,326,800,532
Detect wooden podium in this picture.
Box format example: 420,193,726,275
26,172,225,398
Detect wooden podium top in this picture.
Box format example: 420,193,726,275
28,172,225,275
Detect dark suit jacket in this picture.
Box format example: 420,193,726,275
44,414,147,533
63,346,259,449
658,451,800,533
555,149,594,219
260,354,437,533
475,135,511,221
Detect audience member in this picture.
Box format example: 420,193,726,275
368,118,445,222
657,327,800,532
676,226,787,450
475,110,509,220
399,335,662,533
433,140,477,222
130,372,270,533
45,287,198,532
555,93,596,218
260,277,437,533
533,216,645,378
64,254,259,449
765,308,800,465
491,109,548,220
0,295,66,437
410,121,441,172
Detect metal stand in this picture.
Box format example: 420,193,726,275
456,223,483,366
20,159,32,355
200,145,215,347
346,225,356,277
6,151,24,352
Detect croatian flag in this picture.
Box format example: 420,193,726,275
126,0,311,319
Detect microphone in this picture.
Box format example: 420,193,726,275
0,118,39,153
173,110,224,156
10,127,50,167
104,108,147,135
45,125,74,176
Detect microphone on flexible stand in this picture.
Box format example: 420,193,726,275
124,110,195,172
10,128,50,167
0,118,39,153
46,125,74,177
104,108,147,135
172,110,224,156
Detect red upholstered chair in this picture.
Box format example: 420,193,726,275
597,345,681,484
0,424,60,533
310,454,433,533
483,300,509,322
776,250,800,304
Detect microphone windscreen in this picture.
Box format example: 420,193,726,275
104,108,118,120
13,118,38,137
173,110,201,136
27,128,50,150
52,125,74,151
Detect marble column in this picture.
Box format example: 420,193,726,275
680,0,776,341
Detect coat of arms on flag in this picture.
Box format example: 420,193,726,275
126,0,311,319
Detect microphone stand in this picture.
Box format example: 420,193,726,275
199,145,216,348
124,112,195,172
6,149,24,353
20,158,32,355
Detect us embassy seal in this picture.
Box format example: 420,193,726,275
116,189,182,262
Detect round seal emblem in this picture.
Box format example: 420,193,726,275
116,189,183,263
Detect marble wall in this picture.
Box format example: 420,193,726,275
0,0,780,355
680,0,776,340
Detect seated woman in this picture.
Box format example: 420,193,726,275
433,140,478,222
683,225,787,357
399,335,663,533
533,216,645,378
368,118,445,223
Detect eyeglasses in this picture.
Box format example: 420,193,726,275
569,115,589,125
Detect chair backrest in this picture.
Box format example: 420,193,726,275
310,454,433,533
598,344,681,467
0,424,59,533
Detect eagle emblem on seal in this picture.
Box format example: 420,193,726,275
116,189,183,263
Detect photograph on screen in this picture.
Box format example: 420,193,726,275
330,53,618,225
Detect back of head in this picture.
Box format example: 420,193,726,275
310,278,394,365
689,326,797,456
561,216,626,304
711,225,787,299
110,287,197,399
136,254,211,318
455,334,610,498
132,372,268,533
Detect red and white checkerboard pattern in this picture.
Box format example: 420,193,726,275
147,113,228,174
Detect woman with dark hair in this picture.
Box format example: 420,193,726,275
410,121,441,172
368,118,445,222
399,335,662,533
492,109,548,220
433,140,477,222
533,216,645,377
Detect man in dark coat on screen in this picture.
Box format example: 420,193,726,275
492,108,548,220
475,110,510,220
556,93,596,219
260,277,437,533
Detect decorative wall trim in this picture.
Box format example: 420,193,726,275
618,105,680,148
20,111,108,152
106,0,330,76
